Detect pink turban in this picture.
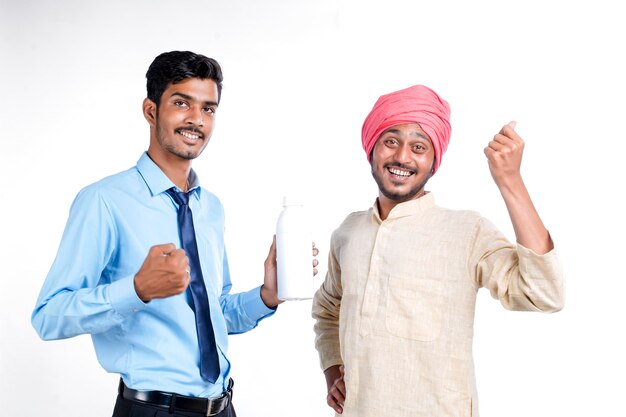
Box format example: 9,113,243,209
361,85,451,174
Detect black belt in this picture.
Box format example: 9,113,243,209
119,379,233,416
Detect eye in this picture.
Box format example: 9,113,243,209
411,142,430,153
384,138,399,147
174,100,189,108
203,106,216,114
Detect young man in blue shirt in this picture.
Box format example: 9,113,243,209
32,50,315,417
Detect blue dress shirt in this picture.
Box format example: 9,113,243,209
32,152,275,397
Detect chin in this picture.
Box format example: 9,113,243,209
381,184,424,202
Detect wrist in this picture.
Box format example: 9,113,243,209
494,173,525,195
133,274,151,303
260,284,278,308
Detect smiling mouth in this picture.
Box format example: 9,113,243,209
176,128,204,141
387,166,414,177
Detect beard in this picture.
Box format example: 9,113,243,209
371,163,432,203
155,120,202,160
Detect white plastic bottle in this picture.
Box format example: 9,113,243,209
276,196,313,301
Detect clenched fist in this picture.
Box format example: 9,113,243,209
134,243,190,302
484,121,524,190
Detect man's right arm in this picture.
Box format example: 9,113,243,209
31,188,143,340
312,237,345,413
31,188,190,340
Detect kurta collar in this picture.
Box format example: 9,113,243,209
372,192,436,222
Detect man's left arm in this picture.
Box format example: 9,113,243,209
485,121,553,254
218,241,276,335
479,121,564,312
219,237,318,334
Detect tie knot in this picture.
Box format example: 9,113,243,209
166,187,190,207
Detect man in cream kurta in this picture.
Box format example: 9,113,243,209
312,85,564,417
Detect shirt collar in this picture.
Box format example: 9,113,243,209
372,192,435,222
136,152,202,199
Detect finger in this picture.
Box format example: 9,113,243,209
183,253,190,274
329,384,346,405
492,133,524,155
335,379,347,397
492,131,517,146
327,393,344,414
313,259,319,267
170,248,187,260
499,121,517,135
499,122,523,143
170,250,189,268
487,139,506,152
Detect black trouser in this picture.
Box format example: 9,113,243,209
112,395,237,417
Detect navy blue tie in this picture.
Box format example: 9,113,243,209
166,187,220,383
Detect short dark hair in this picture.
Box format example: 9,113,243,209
146,51,223,106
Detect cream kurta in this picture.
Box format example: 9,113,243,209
312,193,564,417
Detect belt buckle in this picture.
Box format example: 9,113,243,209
206,382,232,416
206,394,225,417
206,397,215,417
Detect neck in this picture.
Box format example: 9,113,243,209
146,149,192,192
377,189,427,220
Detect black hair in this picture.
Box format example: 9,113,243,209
145,51,223,106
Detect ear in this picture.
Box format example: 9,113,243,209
142,98,157,127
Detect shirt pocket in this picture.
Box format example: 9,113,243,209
385,274,446,342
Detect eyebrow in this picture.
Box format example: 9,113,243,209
383,128,430,141
170,92,218,107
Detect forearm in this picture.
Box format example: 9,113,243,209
32,275,143,340
312,283,343,369
221,285,276,334
498,175,553,255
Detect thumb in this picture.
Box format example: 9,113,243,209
152,242,177,256
269,235,277,257
508,120,517,129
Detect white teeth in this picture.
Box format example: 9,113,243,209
180,131,200,140
389,167,411,177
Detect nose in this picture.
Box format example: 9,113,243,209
186,106,204,127
393,143,412,163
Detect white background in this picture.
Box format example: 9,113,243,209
1,0,624,416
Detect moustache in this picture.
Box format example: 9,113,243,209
383,162,415,172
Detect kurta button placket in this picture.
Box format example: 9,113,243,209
360,221,389,336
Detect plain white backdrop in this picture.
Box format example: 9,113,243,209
1,0,624,416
